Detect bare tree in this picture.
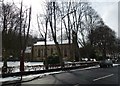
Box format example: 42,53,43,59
61,2,104,61
19,1,32,80
83,5,104,45
0,0,32,78
55,2,76,61
47,2,64,68
40,1,105,62
1,1,22,74
60,2,89,61
37,13,49,69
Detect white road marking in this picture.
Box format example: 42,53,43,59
93,74,114,81
74,84,79,86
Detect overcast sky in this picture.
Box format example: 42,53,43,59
3,0,119,37
91,1,118,37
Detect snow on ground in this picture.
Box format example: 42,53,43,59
0,62,3,68
0,71,63,82
24,62,43,66
0,76,20,82
0,61,43,68
0,63,119,83
0,74,45,82
0,61,44,74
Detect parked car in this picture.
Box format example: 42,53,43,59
112,58,118,63
99,59,113,68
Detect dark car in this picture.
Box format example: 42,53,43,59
99,59,113,68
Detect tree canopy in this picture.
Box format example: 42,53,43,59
88,25,116,58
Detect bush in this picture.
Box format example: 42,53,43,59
47,54,60,65
96,56,104,61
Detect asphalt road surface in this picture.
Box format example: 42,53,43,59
22,65,120,86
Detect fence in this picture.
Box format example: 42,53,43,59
2,61,99,75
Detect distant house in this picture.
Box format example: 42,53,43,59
32,40,74,61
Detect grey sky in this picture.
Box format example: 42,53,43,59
91,1,118,37
118,1,120,38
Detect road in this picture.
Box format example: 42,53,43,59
22,65,120,86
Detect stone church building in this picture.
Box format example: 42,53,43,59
31,40,75,61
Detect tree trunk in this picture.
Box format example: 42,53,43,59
49,2,64,68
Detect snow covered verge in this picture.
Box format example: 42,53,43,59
0,61,43,68
0,63,119,83
0,71,64,83
0,61,98,74
0,61,44,74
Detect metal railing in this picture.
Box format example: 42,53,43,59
2,61,99,74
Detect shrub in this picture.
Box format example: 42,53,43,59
47,54,60,65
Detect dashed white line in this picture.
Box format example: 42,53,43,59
93,74,114,81
74,84,79,86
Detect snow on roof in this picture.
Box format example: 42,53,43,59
34,40,70,46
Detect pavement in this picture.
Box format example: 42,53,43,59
21,64,120,86
1,63,120,86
